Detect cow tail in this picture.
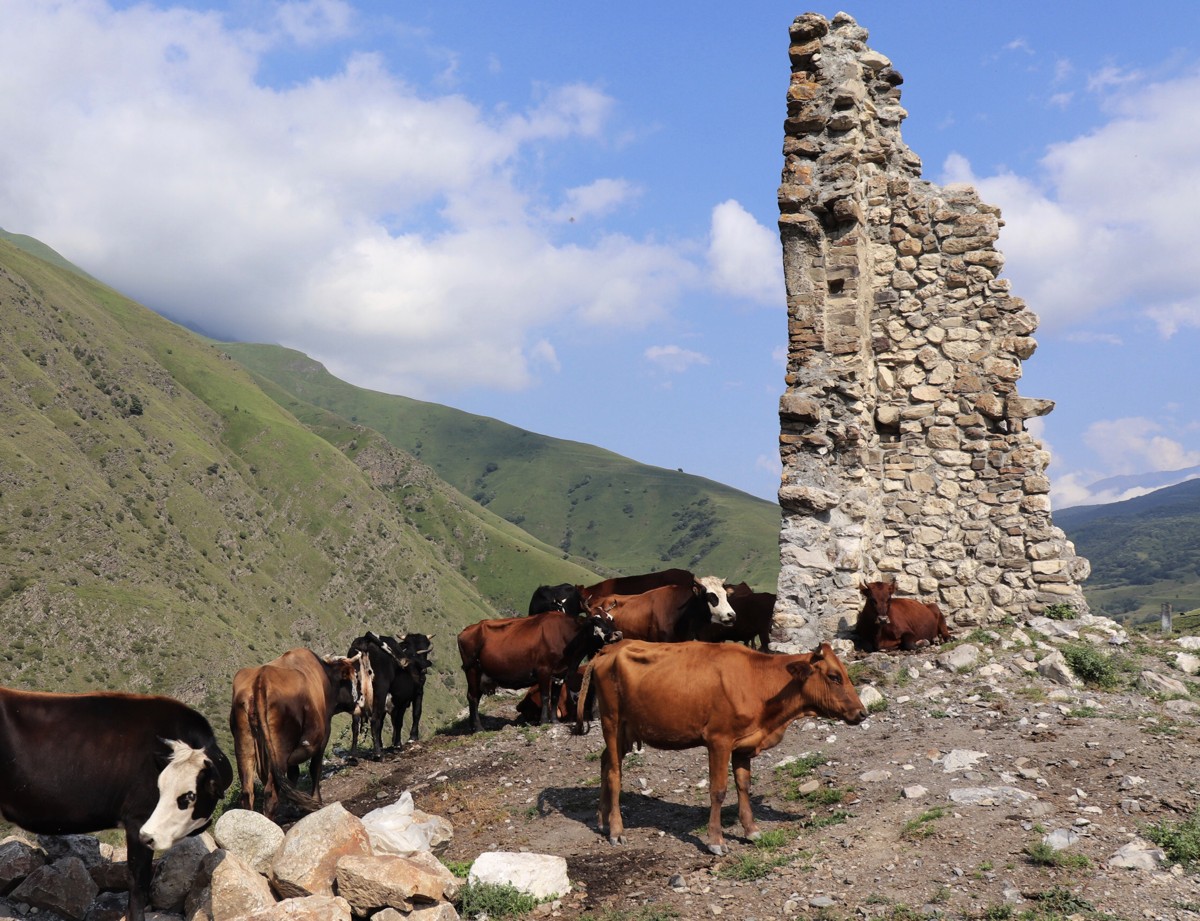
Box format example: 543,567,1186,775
573,659,597,735
253,682,322,814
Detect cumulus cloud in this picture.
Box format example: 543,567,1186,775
939,68,1200,335
547,178,639,223
707,200,784,306
644,345,709,374
0,1,702,397
1082,417,1200,476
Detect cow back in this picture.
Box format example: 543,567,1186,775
592,583,694,642
585,568,694,601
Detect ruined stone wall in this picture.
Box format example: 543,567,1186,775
773,12,1090,648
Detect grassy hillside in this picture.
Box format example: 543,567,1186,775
1057,479,1200,626
221,343,782,589
0,237,596,745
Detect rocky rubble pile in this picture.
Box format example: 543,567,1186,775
0,798,469,921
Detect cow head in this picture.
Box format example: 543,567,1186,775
786,642,867,725
860,580,898,624
695,576,736,626
140,738,233,851
325,652,375,717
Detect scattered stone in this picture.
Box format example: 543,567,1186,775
948,787,1036,807
468,852,570,900
271,803,374,900
1108,840,1167,871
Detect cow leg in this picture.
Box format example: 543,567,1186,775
732,751,760,842
599,721,626,845
706,745,732,856
539,674,555,725
230,707,257,812
390,702,405,749
124,825,153,921
308,750,325,806
371,707,385,761
350,714,362,756
409,689,424,741
465,668,484,732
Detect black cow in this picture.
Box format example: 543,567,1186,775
527,583,586,616
0,686,233,921
348,632,434,759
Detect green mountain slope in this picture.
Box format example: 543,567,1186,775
0,237,594,741
221,343,782,589
1057,479,1200,625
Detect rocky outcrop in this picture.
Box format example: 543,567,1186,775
0,800,465,921
775,12,1089,647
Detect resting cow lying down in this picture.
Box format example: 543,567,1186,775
578,640,866,855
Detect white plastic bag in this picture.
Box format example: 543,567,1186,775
361,791,453,856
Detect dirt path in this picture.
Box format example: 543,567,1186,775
320,622,1200,920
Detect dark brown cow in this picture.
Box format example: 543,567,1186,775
579,640,866,855
230,648,373,820
0,686,232,921
855,580,952,652
587,576,735,643
582,568,694,605
457,610,616,731
696,582,776,650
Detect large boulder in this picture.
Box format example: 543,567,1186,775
271,804,372,900
214,809,285,876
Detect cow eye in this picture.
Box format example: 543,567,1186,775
177,791,196,810
706,593,718,606
829,673,843,684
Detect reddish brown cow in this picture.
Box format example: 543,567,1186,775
579,640,866,855
582,568,694,605
457,610,617,731
855,580,952,652
230,648,373,820
696,582,776,650
587,576,735,643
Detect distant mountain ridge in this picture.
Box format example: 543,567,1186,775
221,342,782,589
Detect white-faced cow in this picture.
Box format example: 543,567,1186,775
578,640,866,855
0,686,232,921
585,576,736,643
229,648,373,820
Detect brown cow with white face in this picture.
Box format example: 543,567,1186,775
0,687,232,921
230,648,373,820
580,640,866,855
585,576,736,643
855,580,952,652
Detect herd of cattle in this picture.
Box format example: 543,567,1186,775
0,570,952,919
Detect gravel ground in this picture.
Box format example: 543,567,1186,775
321,618,1200,921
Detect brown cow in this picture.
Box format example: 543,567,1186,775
457,610,617,731
696,582,775,650
587,576,735,643
855,580,952,652
230,648,373,820
582,567,694,605
579,640,866,855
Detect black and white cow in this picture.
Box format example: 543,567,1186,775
0,685,233,921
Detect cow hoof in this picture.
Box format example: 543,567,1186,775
747,830,762,842
608,834,627,846
707,843,727,857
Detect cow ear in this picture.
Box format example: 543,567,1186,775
785,660,814,682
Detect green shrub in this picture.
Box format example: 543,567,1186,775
1061,643,1120,689
1044,603,1076,621
1144,810,1200,868
458,881,539,919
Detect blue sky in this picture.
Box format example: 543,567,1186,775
3,2,1200,508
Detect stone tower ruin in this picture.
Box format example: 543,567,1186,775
773,12,1090,647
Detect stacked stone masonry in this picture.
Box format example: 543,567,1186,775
774,12,1090,648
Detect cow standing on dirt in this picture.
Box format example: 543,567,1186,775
579,640,866,855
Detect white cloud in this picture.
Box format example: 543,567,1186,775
275,0,354,46
548,178,639,223
644,345,709,374
707,200,784,306
0,1,704,398
1082,417,1200,476
939,69,1200,335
